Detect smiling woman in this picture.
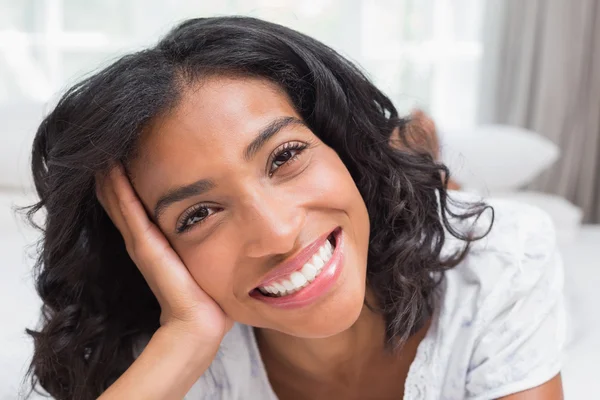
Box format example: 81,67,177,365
21,16,564,400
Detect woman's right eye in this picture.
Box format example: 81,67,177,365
176,205,217,233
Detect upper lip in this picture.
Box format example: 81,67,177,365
254,227,337,289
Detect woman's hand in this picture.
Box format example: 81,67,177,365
95,163,233,347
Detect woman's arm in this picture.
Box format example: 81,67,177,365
99,327,219,400
500,374,563,399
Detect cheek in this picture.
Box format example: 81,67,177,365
322,152,370,257
176,243,237,302
322,154,370,235
305,149,370,255
304,149,366,209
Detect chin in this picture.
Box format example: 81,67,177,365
277,282,367,338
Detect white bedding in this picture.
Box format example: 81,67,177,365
1,193,598,398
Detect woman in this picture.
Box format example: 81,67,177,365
23,17,565,399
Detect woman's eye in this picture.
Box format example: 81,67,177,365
177,206,215,233
272,150,295,168
269,142,308,174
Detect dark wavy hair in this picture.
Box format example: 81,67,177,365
21,16,491,399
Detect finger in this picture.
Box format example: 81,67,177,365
106,164,183,277
95,170,111,210
95,168,131,241
107,164,155,243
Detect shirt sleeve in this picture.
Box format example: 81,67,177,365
465,208,567,399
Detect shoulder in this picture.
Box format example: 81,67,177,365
442,190,560,298
435,191,566,398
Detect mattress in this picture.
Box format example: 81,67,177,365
1,192,598,398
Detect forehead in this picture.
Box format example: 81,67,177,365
129,76,302,206
138,76,298,161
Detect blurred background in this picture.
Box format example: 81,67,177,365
0,0,598,398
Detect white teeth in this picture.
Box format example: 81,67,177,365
273,282,286,294
311,254,325,269
301,263,318,281
258,234,337,297
282,280,295,291
319,245,329,260
290,271,308,287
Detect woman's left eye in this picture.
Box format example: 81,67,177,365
269,142,308,175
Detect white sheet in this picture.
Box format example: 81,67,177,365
1,193,598,398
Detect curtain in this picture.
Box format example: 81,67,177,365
479,0,600,223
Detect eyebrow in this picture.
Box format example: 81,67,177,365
243,116,305,162
153,116,305,222
153,179,215,222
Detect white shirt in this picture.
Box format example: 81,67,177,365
184,194,566,399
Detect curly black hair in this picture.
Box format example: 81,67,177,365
20,16,491,399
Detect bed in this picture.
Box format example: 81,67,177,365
1,192,598,398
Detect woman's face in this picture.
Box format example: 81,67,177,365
128,76,370,338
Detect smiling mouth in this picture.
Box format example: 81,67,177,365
252,230,338,298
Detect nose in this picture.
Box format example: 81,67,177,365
240,189,306,259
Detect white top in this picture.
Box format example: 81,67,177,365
182,194,566,399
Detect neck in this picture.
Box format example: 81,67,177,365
256,304,385,381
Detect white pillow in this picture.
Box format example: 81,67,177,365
439,125,560,193
489,191,583,244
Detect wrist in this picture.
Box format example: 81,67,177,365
99,325,218,399
155,324,221,362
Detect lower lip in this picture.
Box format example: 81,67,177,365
250,228,344,310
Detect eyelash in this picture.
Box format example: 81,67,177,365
176,204,218,234
176,141,310,233
267,141,309,176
